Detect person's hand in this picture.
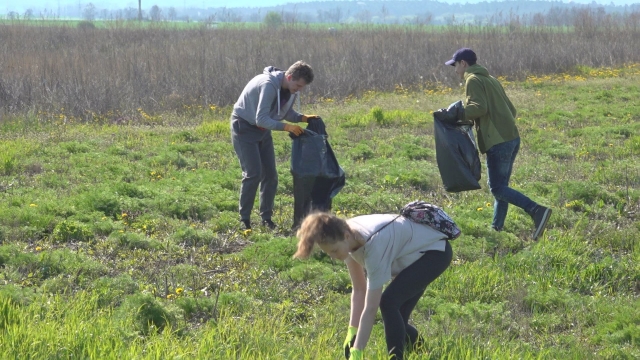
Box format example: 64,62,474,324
349,349,363,360
284,124,304,136
301,114,320,123
343,326,357,359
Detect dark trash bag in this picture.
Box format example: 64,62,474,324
434,114,482,192
290,117,345,228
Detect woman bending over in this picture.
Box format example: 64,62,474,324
294,212,453,360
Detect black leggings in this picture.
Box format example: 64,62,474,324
379,241,453,360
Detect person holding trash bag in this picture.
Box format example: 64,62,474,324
437,48,552,240
293,212,453,360
230,61,319,230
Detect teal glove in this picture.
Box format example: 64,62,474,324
349,348,363,360
343,326,357,359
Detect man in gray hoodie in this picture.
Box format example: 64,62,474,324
231,61,317,230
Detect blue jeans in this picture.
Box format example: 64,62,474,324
485,137,537,230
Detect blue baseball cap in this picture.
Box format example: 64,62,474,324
445,48,477,66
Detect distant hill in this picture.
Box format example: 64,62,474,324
3,0,640,24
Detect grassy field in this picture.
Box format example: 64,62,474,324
0,66,639,359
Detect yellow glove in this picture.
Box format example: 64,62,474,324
343,326,357,358
284,124,304,136
301,114,319,123
349,349,363,360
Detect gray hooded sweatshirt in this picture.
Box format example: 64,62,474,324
232,66,304,131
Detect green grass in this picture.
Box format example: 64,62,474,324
0,68,639,359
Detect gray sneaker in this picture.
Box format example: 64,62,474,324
531,206,552,240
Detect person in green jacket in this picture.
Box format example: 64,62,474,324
444,48,552,240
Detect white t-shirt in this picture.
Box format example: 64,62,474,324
347,214,447,290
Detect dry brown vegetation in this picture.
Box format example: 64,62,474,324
0,11,639,119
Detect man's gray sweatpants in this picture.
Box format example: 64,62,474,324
231,115,278,221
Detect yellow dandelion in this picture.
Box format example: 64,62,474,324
176,288,184,295
30,203,38,207
477,207,483,211
486,202,491,207
167,294,175,299
122,213,128,217
243,229,252,236
35,246,42,251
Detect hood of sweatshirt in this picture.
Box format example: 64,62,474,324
263,66,288,115
464,64,490,79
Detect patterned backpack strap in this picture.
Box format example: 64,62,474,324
365,215,402,242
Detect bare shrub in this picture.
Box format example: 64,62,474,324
0,15,639,119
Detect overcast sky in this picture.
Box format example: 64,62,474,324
4,0,639,13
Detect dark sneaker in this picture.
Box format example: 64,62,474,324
531,206,552,240
241,219,251,230
261,219,277,230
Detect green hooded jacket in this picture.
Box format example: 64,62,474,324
463,64,519,154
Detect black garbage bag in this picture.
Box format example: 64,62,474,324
434,113,482,192
290,117,345,229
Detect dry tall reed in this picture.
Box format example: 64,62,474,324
0,16,639,119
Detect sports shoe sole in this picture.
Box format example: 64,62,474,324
532,207,552,240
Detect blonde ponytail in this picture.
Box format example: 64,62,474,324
293,234,315,259
293,212,350,259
